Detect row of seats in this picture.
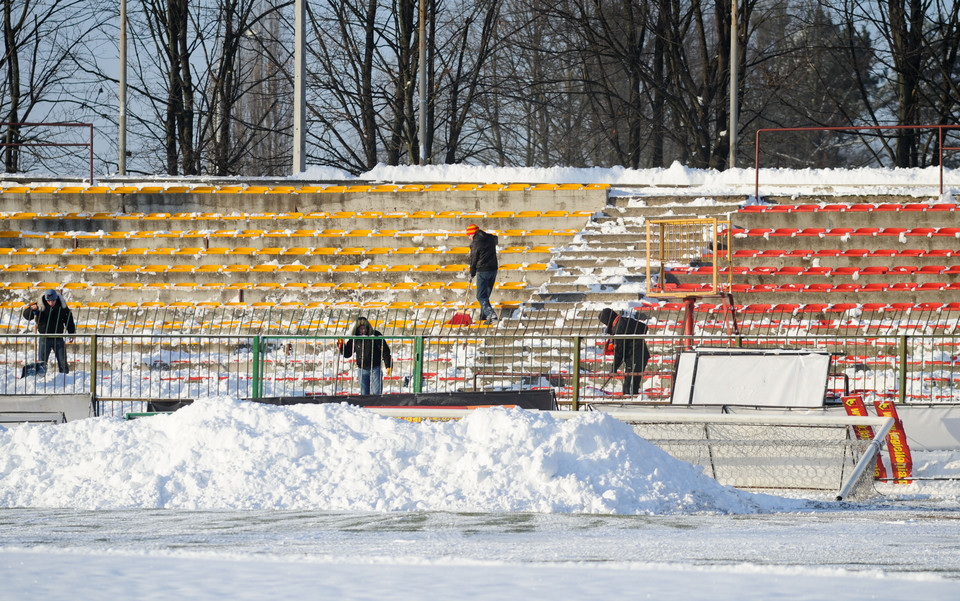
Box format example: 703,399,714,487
0,183,608,194
0,263,550,274
671,301,960,314
736,226,960,237
0,300,519,311
0,209,596,220
0,281,531,292
738,202,956,213
665,282,960,293
732,248,959,258
0,228,580,240
0,245,554,257
671,265,960,276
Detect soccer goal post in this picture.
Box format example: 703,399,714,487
594,411,894,501
370,408,893,501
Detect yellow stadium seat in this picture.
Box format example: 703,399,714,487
249,265,278,273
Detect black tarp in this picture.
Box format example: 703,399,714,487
252,390,557,411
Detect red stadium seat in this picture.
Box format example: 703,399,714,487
827,303,859,313
824,228,854,236
770,228,799,237
889,266,918,275
832,283,862,292
840,249,869,257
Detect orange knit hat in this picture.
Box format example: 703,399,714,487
466,224,479,236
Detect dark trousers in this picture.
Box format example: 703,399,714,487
39,337,69,374
475,270,498,321
622,363,642,395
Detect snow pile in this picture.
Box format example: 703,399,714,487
0,398,798,514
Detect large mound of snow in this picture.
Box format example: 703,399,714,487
0,398,799,514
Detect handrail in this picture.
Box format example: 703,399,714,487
754,124,960,199
0,122,94,183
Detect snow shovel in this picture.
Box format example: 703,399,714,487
447,277,473,326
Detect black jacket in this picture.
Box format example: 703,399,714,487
340,326,392,370
34,296,76,336
601,311,650,373
468,229,499,277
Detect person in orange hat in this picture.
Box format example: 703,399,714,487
467,224,499,323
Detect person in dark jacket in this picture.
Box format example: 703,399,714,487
25,289,76,374
598,308,650,395
467,223,499,323
337,316,392,395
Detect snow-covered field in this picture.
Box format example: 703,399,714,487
0,397,958,600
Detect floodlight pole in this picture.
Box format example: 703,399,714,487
119,0,127,175
417,0,427,165
728,0,738,169
292,0,306,174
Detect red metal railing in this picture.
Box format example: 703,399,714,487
0,122,94,183
754,124,960,199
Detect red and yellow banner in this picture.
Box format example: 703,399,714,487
873,400,914,484
842,395,887,480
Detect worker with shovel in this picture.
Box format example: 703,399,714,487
467,223,499,324
598,308,650,396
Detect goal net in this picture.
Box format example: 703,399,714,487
608,411,894,500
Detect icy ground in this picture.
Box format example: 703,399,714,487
0,397,958,601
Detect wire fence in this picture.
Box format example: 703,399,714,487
1,327,957,418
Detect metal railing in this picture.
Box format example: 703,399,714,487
1,331,957,417
754,124,960,198
0,122,95,183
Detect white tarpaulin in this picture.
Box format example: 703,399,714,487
671,348,832,408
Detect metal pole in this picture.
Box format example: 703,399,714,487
119,0,127,176
571,336,581,411
292,0,306,174
728,0,738,169
417,0,427,165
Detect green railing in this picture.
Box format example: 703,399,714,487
1,331,958,417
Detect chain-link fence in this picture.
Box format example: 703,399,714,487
1,327,958,418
